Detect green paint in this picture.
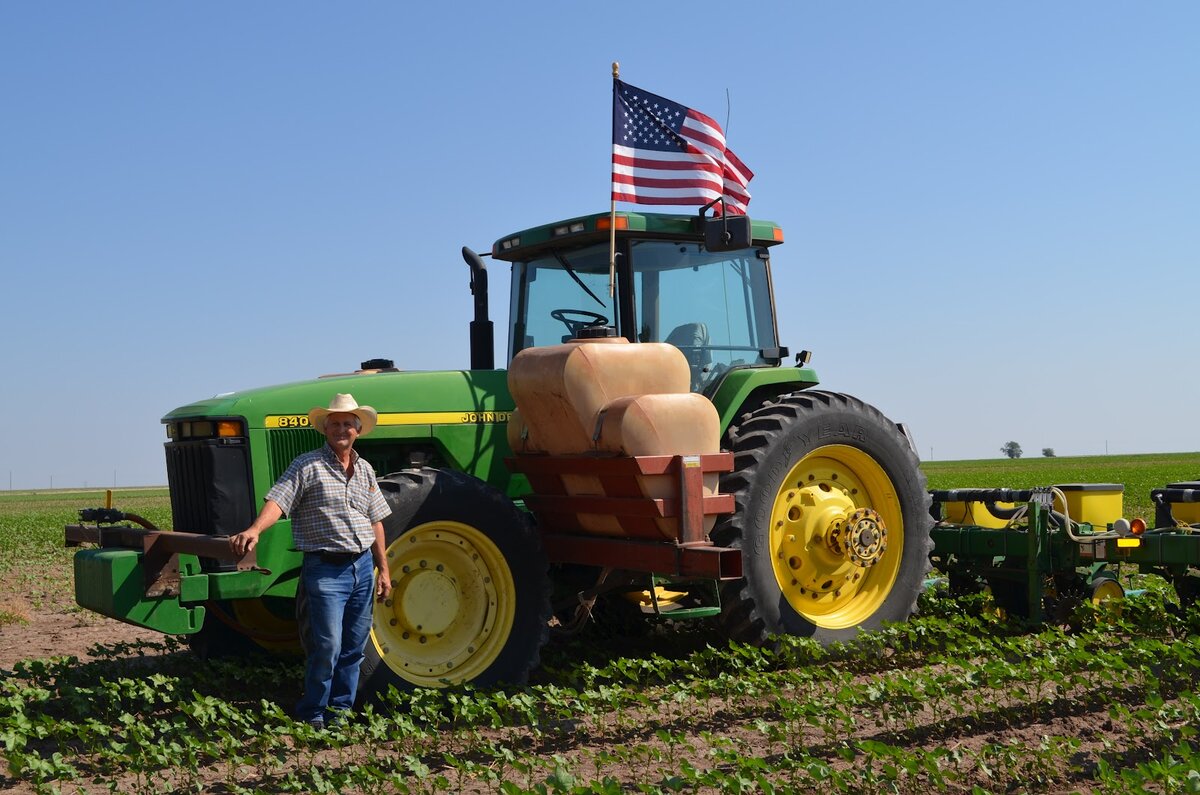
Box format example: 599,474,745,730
490,211,784,262
709,367,820,433
74,549,204,634
74,210,816,634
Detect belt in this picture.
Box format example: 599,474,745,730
304,549,367,564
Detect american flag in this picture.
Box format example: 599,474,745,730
612,79,753,215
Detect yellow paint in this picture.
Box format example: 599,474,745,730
1169,501,1200,524
1055,486,1124,527
942,500,1016,529
395,570,460,635
266,411,511,429
377,411,512,426
1090,578,1125,606
624,586,689,608
370,521,515,688
265,415,313,429
1117,538,1141,548
943,485,1124,530
769,444,903,630
230,598,302,653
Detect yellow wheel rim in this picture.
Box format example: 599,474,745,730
769,444,903,629
982,585,1009,620
229,597,301,653
1091,578,1124,606
370,521,515,688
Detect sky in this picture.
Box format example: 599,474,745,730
2,2,1198,489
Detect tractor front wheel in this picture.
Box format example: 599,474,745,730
356,468,550,699
187,596,301,658
714,391,932,645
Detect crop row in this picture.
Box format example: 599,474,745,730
3,595,1199,793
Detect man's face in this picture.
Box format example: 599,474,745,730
323,412,360,451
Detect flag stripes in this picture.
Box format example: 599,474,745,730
612,79,753,215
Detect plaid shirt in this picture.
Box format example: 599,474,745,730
266,445,392,553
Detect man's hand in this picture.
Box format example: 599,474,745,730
370,521,391,602
230,501,281,558
229,527,262,557
375,564,393,602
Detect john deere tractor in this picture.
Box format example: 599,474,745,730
67,210,933,697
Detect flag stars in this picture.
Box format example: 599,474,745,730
613,79,751,212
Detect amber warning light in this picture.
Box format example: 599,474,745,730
217,420,244,438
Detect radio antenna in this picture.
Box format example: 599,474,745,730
725,87,732,136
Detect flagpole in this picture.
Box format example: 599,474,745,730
609,61,619,298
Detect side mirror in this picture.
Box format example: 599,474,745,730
704,215,752,252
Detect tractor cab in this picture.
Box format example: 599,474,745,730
490,212,788,394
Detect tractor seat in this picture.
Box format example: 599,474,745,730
665,322,711,391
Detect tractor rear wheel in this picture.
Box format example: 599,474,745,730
714,391,932,645
356,468,550,699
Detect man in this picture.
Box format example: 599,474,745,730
230,393,393,728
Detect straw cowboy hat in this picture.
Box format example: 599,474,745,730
308,393,378,436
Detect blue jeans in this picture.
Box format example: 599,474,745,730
295,551,374,721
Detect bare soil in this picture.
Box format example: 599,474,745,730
0,605,160,671
0,560,1185,793
0,560,161,670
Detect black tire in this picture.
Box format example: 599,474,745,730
985,576,1032,620
713,390,933,645
187,597,301,659
188,605,257,660
947,571,986,598
356,468,550,700
1174,573,1200,609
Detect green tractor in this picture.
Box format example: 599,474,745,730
67,210,933,696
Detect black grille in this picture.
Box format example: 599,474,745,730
165,439,255,536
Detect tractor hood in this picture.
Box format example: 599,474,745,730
162,369,514,431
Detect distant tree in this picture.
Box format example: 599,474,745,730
1042,447,1056,458
1000,441,1023,459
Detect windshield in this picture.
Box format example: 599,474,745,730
508,240,778,392
507,245,613,353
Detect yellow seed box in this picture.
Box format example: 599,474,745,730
1053,483,1124,528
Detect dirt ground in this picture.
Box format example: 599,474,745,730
0,603,160,671
1,559,1191,793
0,561,162,670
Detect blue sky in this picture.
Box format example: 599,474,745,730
2,2,1197,489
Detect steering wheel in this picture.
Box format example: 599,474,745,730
550,309,609,338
